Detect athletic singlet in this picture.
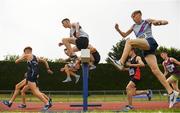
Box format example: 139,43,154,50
70,23,89,38
27,55,39,77
163,58,180,75
128,56,141,80
132,20,153,39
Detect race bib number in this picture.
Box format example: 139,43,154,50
166,64,175,73
129,68,135,76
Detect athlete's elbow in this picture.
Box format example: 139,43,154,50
15,60,19,64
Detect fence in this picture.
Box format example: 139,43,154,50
0,90,169,102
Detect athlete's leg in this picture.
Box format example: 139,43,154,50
62,37,76,56
9,79,27,103
145,54,173,94
62,65,72,82
20,85,29,105
167,76,180,93
126,81,136,106
69,70,80,83
135,90,148,95
120,38,150,65
72,46,79,53
28,81,48,105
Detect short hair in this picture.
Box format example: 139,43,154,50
24,46,32,52
131,10,142,17
61,18,70,23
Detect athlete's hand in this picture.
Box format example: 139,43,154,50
47,69,53,74
58,42,63,47
115,23,120,31
60,68,65,72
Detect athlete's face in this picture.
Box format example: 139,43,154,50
132,13,142,24
62,21,70,28
24,49,32,54
160,53,167,60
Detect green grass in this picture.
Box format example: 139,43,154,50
0,94,169,102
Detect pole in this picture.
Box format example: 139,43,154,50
82,63,88,111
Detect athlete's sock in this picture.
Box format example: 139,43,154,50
74,74,80,78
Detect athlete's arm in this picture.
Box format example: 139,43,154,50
37,57,53,74
115,23,133,38
15,54,29,64
122,67,129,71
170,57,180,66
146,19,168,26
72,22,80,37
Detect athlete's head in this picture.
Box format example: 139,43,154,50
62,18,70,28
128,48,136,57
131,10,142,24
160,51,168,60
23,46,32,54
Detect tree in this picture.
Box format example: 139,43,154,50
156,46,180,64
3,55,19,62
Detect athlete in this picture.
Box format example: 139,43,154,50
59,18,89,58
122,48,152,111
2,47,53,110
110,10,179,108
161,51,180,94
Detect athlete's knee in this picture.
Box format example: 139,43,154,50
62,38,68,43
20,90,26,96
15,84,21,90
126,39,133,45
126,86,132,93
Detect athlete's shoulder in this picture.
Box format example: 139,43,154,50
169,57,176,62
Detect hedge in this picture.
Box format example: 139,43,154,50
0,61,179,91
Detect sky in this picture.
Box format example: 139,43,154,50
0,0,179,63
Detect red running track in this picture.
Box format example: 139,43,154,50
0,101,180,112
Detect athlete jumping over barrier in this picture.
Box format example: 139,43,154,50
109,10,179,108
59,18,89,58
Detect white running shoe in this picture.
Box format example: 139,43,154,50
62,78,72,83
122,105,134,112
169,90,179,108
108,56,124,70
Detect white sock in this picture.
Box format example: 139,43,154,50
74,74,80,78
67,76,71,80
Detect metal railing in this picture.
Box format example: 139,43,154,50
0,90,168,102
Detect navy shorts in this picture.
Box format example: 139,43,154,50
75,37,89,50
26,73,38,83
142,38,158,57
